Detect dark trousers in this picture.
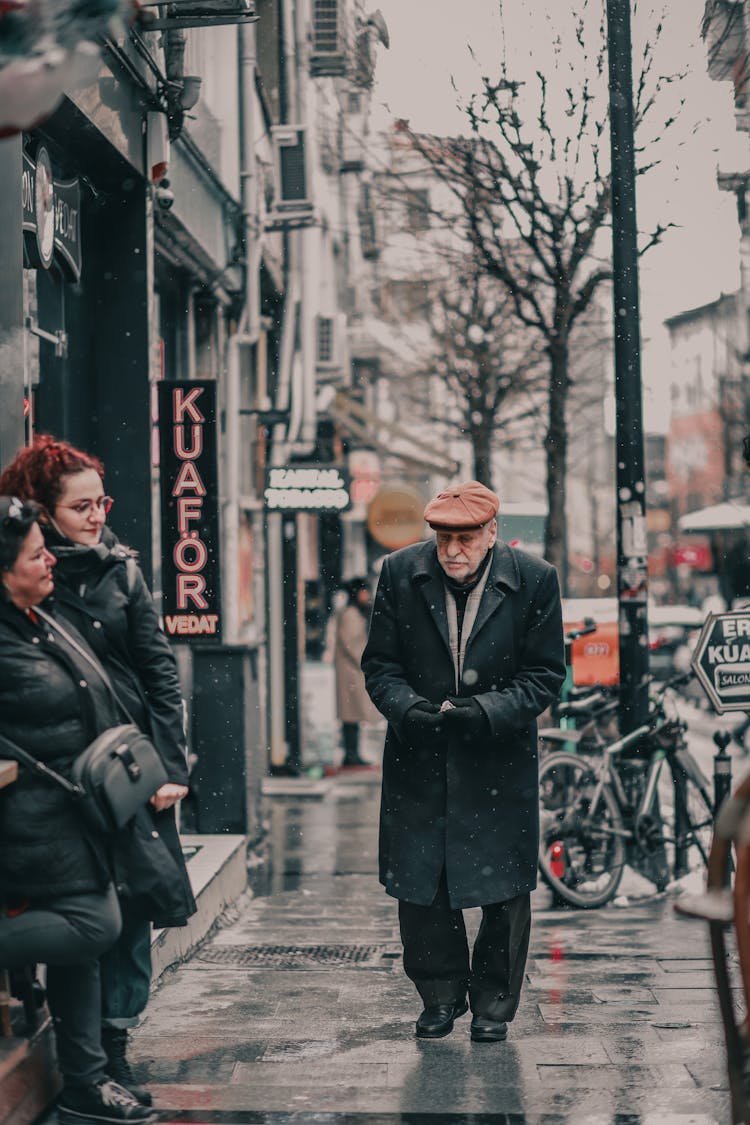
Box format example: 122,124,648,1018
100,905,152,1029
398,871,531,1021
342,721,361,763
0,884,121,1085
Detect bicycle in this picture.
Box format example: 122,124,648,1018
538,671,715,909
539,684,620,757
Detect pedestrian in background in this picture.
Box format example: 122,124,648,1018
0,437,195,1103
334,577,379,768
362,481,565,1042
0,496,154,1124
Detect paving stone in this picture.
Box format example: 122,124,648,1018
537,1062,697,1088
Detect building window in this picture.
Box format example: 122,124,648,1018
405,189,430,233
385,279,431,321
317,316,334,364
313,0,339,53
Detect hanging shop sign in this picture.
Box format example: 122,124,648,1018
692,610,750,712
367,486,425,550
264,466,351,511
158,380,222,640
22,146,82,280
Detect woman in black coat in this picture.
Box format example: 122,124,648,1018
0,438,196,1101
0,496,154,1124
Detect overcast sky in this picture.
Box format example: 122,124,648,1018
369,0,749,430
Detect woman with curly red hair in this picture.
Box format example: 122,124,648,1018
0,436,196,1103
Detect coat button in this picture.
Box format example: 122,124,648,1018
79,680,87,688
32,637,40,644
93,620,102,629
151,830,159,839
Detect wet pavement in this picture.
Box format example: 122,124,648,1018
127,763,736,1125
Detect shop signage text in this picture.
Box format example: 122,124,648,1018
22,147,82,280
264,466,351,511
692,611,750,712
158,381,222,641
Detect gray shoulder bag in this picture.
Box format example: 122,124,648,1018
2,608,167,835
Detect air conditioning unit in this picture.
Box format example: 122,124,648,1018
269,126,313,224
310,0,347,77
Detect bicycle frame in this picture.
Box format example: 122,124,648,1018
580,721,657,845
585,720,709,856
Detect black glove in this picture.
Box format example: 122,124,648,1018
442,696,489,740
402,700,446,742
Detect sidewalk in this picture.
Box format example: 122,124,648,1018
130,772,734,1124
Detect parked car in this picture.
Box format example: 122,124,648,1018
647,604,704,682
561,598,705,685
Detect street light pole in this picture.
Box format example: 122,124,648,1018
606,0,650,731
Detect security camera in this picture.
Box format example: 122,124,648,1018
154,179,175,211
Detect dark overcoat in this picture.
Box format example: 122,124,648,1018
361,539,565,909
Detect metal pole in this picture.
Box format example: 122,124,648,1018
672,758,690,879
712,730,733,889
713,730,733,817
606,0,650,732
282,511,301,771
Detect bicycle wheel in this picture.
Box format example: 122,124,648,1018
539,751,627,908
670,753,714,871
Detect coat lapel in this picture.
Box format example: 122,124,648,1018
412,548,452,659
465,543,520,649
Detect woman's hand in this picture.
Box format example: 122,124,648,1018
150,783,189,811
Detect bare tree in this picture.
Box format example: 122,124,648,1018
425,270,544,486
402,3,682,581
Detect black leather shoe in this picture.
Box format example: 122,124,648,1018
470,1014,508,1042
415,1000,468,1038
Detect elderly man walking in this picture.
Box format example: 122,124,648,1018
362,481,565,1042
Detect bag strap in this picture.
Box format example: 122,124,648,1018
33,606,137,727
0,729,84,798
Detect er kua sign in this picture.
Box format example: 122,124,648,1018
691,610,750,712
158,381,222,641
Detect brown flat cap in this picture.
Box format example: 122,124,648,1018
423,480,500,529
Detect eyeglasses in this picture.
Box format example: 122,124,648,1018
60,496,114,517
2,497,26,528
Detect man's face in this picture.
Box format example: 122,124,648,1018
435,519,497,584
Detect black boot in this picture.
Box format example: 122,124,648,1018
101,1028,153,1107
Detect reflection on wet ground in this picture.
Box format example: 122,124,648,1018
130,772,732,1125
158,1113,656,1124
249,775,382,896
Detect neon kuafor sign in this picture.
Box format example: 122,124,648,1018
158,380,222,640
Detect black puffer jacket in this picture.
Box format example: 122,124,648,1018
45,527,196,927
46,528,189,786
0,600,120,899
